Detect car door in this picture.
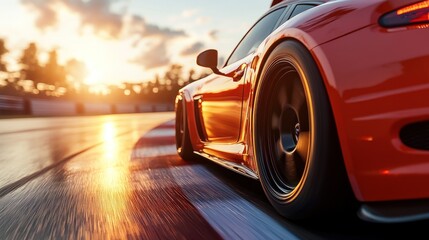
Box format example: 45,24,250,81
197,7,287,144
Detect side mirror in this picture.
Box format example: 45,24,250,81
196,49,226,76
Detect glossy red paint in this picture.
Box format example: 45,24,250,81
177,0,429,205
195,59,248,144
314,23,429,202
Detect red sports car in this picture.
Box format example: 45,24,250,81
175,0,429,223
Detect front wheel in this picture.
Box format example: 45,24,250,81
175,96,194,160
254,41,353,220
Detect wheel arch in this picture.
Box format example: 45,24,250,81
252,27,323,106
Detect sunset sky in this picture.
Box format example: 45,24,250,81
0,0,268,85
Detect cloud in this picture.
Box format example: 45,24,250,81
62,0,123,37
22,0,197,70
132,41,170,69
128,16,187,69
145,23,186,38
129,15,186,39
181,42,205,56
21,0,58,29
22,0,186,40
22,0,123,37
208,30,218,41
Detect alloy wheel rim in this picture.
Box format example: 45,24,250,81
260,61,311,199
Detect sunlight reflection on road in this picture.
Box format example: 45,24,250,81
102,121,117,163
94,119,139,238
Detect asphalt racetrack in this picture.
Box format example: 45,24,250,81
0,113,427,239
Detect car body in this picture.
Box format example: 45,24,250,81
175,0,429,223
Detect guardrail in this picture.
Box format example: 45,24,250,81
0,95,27,114
0,95,174,116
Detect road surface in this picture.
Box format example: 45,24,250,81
0,113,427,239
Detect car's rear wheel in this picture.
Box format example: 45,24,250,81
254,41,352,220
175,96,194,160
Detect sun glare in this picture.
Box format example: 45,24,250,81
85,67,102,85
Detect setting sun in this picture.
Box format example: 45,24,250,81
85,67,102,85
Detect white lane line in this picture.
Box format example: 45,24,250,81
131,144,177,158
171,165,300,240
142,128,175,138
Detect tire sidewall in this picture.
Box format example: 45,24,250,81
175,96,194,160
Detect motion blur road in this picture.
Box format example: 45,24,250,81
0,113,428,239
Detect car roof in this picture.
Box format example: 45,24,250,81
271,0,330,7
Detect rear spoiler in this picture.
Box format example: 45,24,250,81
271,0,284,7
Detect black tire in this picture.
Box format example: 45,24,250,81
175,96,194,160
254,41,353,220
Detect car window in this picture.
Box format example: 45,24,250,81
226,8,285,65
277,4,317,26
290,4,316,19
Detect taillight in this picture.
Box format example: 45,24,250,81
379,0,429,28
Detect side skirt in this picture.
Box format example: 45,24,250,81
194,151,259,180
359,200,429,223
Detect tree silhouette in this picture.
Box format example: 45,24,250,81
0,39,7,72
153,74,161,93
44,49,67,87
187,69,195,84
20,43,43,85
164,64,183,87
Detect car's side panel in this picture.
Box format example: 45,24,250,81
178,57,253,164
196,58,249,143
